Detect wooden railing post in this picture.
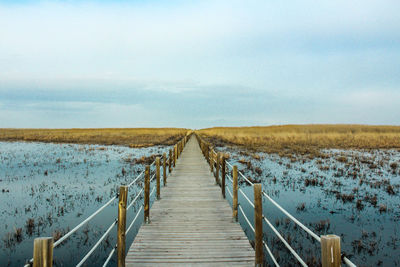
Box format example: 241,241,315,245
169,149,172,173
221,154,226,198
210,149,214,173
321,235,341,267
144,165,150,223
117,185,128,267
163,152,167,186
156,157,160,200
216,152,221,185
33,237,53,267
206,145,209,164
232,165,238,221
174,145,177,167
254,184,263,266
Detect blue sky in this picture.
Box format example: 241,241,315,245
0,0,399,128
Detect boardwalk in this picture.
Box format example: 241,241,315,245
126,137,255,266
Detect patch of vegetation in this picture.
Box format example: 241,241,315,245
0,128,190,147
197,124,400,157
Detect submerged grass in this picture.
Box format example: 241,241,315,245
197,124,400,157
0,128,190,147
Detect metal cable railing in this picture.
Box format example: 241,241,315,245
195,133,357,267
55,195,117,247
24,134,190,267
263,216,307,266
76,220,118,267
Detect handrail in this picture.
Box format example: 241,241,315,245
127,206,143,234
150,173,156,182
127,189,143,211
238,188,254,208
226,186,233,199
25,133,190,267
103,204,144,267
195,133,357,267
263,241,280,267
150,186,156,196
54,195,117,247
102,245,116,267
76,220,118,267
238,204,254,233
128,171,144,188
226,174,233,184
263,216,307,267
261,191,321,242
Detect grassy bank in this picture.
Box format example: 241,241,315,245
197,125,400,157
0,128,189,147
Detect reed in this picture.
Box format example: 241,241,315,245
197,124,400,157
0,128,189,147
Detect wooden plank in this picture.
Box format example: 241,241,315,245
126,137,254,266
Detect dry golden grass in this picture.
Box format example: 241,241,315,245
0,128,190,147
197,125,400,157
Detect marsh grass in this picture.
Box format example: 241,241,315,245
198,124,400,157
0,128,189,147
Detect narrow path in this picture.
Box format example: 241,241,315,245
126,137,254,266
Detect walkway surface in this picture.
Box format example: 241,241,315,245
126,137,255,266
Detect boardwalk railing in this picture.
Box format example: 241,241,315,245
195,134,357,267
24,134,190,267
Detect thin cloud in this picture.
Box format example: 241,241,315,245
0,0,399,127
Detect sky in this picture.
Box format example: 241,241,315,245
0,0,400,129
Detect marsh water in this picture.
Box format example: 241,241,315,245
0,141,169,266
219,147,400,266
1,141,400,266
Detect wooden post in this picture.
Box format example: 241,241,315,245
321,235,341,267
117,185,128,267
163,152,167,186
174,145,177,167
144,166,150,223
156,157,160,200
210,149,214,173
169,149,172,173
254,184,263,266
216,152,220,185
221,154,226,198
232,166,238,221
205,145,209,163
33,237,53,267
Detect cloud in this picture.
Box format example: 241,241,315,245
0,0,400,127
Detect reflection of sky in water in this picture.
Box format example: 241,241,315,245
0,142,169,266
218,147,400,266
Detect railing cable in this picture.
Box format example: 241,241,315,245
261,191,321,242
263,241,280,267
76,220,117,267
263,216,308,267
102,244,116,267
53,195,117,247
127,189,143,211
238,188,254,208
128,171,144,188
238,204,255,233
126,206,143,234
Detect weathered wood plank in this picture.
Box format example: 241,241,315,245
126,137,254,266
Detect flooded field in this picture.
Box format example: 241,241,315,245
0,141,169,266
2,136,400,267
219,146,400,266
